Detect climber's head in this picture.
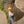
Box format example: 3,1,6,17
8,7,12,11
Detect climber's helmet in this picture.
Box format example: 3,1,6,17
8,7,12,11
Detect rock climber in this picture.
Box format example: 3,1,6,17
8,7,14,24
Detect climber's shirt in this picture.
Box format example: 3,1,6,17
8,11,13,16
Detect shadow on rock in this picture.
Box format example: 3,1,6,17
13,6,24,21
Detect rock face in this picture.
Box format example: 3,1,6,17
17,16,24,24
1,0,24,22
0,10,7,24
3,0,24,21
15,0,24,24
15,0,24,12
13,6,24,21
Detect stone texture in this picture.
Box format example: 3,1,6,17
0,10,7,24
17,16,24,24
1,0,24,23
15,0,24,12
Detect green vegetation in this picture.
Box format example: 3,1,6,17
0,2,2,5
0,0,1,1
0,7,10,22
0,6,8,21
0,0,3,1
0,0,2,5
0,6,8,16
0,7,6,13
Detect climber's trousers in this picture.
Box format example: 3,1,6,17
9,16,14,24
